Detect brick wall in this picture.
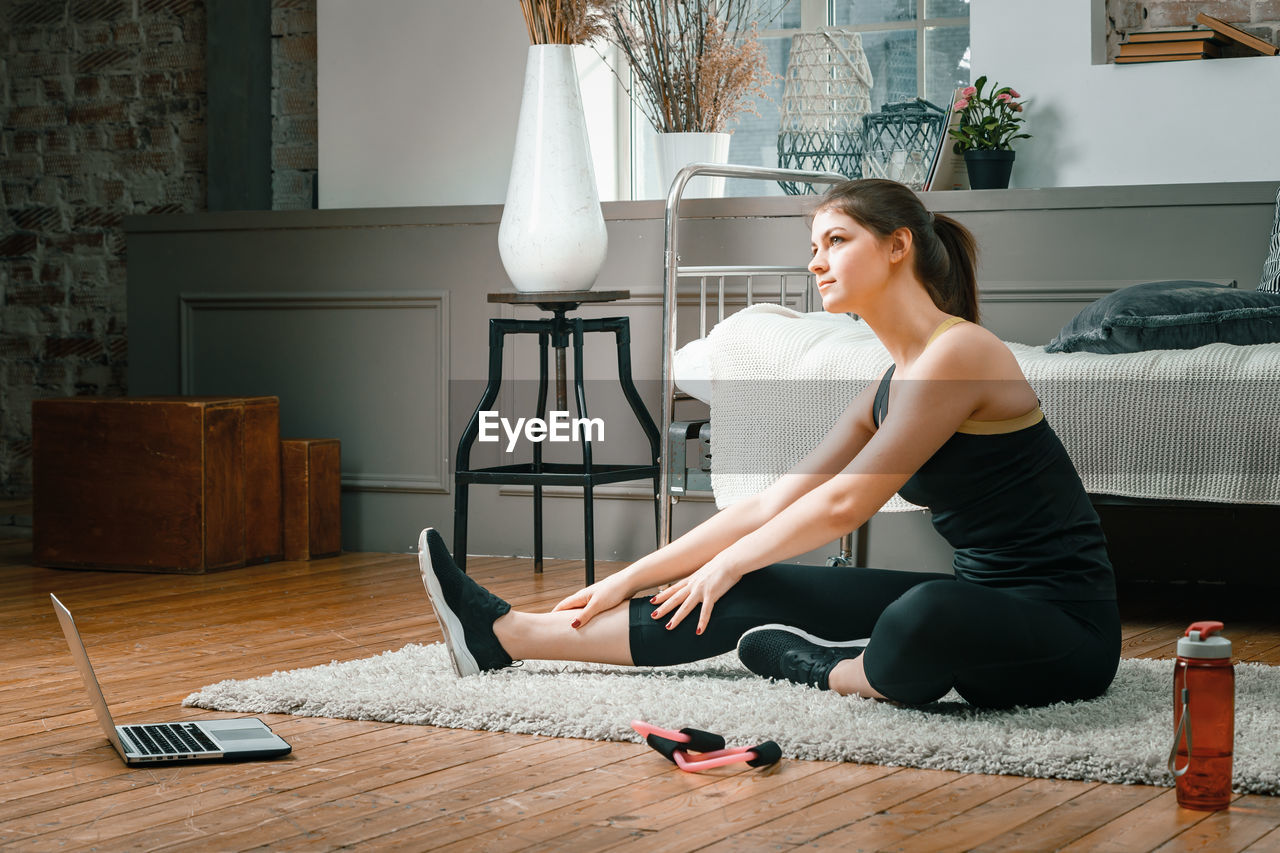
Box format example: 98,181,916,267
1106,1,1280,60
0,0,318,501
272,0,316,209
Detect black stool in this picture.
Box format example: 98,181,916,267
453,290,660,584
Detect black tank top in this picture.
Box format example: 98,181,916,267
873,362,1116,601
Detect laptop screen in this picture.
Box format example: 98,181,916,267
50,594,129,758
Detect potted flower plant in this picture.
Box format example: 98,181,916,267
947,76,1031,190
600,0,786,196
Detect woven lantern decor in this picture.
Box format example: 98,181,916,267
859,99,946,191
776,28,874,195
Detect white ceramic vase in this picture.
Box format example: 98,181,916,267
657,131,731,199
498,45,607,293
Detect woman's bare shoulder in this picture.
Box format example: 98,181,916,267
919,320,1023,381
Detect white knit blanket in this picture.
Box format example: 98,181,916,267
691,305,1280,510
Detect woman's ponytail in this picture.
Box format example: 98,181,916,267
930,213,979,324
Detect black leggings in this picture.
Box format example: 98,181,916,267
628,564,1120,709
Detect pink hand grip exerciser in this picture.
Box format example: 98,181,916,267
630,720,782,772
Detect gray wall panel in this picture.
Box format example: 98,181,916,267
180,292,449,497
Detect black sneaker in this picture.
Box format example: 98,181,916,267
417,528,514,677
736,624,869,690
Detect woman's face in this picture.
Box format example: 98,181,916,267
808,208,895,314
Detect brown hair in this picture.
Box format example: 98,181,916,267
812,179,980,324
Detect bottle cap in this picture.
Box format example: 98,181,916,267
1177,620,1231,659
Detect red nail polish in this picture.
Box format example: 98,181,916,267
570,620,580,629
696,627,703,635
665,621,673,630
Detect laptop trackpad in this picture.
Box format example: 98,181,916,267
202,718,278,742
214,727,273,741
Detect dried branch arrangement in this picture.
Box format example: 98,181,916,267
602,0,788,133
519,0,610,45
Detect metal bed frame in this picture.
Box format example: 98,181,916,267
656,163,870,565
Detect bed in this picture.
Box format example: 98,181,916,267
676,303,1280,506
657,166,1280,580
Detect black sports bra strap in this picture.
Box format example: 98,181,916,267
872,364,896,428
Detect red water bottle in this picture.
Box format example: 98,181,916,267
1168,621,1234,811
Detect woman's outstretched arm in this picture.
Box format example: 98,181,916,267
554,381,882,625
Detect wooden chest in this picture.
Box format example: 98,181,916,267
33,396,283,573
282,438,342,561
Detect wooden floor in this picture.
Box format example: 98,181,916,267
2,534,1279,852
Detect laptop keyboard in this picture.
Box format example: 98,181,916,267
122,723,220,756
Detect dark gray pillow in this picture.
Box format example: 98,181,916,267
1046,280,1280,354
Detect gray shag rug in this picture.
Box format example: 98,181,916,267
185,644,1280,794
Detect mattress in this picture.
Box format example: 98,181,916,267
676,305,1280,511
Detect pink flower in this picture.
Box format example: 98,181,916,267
954,99,969,111
1012,103,1023,112
996,92,1012,103
1008,89,1021,98
961,86,977,97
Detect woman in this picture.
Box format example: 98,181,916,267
420,179,1119,709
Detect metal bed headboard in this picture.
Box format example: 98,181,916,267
678,265,817,338
659,163,847,547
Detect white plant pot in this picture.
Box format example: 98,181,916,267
657,132,731,199
498,45,608,293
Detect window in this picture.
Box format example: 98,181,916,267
598,0,971,199
829,0,971,113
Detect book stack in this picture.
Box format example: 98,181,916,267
1115,28,1223,63
1116,14,1279,64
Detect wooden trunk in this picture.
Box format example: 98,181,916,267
33,396,283,573
282,438,342,561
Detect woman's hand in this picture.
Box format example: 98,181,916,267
551,573,634,629
648,556,744,635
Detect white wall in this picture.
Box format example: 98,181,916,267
973,0,1280,189
317,0,527,208
317,0,618,209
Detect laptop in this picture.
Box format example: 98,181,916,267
50,593,292,765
